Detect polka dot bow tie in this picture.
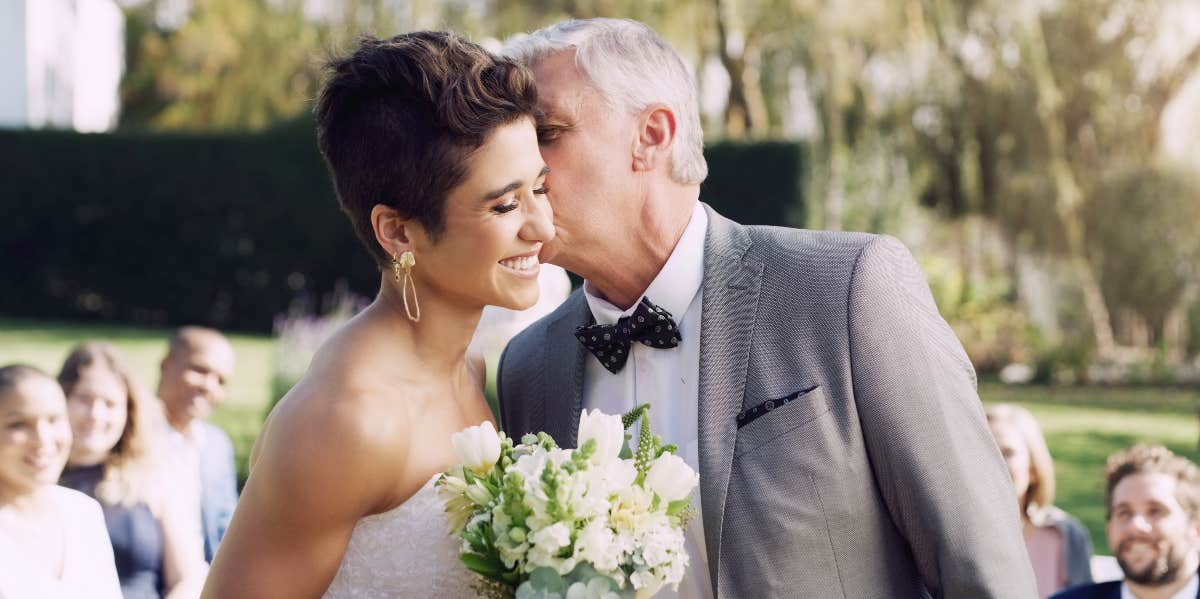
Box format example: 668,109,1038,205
575,297,682,374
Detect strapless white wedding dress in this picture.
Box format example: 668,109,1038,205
323,475,480,598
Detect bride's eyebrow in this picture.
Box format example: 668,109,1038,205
482,181,522,201
481,167,548,202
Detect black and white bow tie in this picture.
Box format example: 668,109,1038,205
575,297,682,374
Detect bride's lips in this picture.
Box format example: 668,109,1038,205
25,452,61,472
499,249,541,280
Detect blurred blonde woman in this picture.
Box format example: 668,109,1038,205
57,342,208,599
0,364,121,598
987,404,1094,597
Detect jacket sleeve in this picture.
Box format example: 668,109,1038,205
847,235,1038,598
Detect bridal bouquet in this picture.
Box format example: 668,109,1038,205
437,405,699,599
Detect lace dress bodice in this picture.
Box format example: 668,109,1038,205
322,475,479,598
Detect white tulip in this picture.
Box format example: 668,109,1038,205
577,409,625,465
451,420,501,475
644,454,699,503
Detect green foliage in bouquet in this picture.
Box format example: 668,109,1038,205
515,564,629,599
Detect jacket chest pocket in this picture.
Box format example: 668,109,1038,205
733,385,830,457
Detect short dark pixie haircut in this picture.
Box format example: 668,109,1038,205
315,31,539,266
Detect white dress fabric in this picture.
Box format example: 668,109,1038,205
323,475,479,598
0,486,122,599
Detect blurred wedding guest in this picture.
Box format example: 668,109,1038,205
157,326,238,563
1052,443,1200,599
988,404,1094,597
58,342,208,599
0,364,121,598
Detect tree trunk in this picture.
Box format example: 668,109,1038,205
1164,284,1197,366
712,0,753,137
1019,11,1116,358
821,56,847,231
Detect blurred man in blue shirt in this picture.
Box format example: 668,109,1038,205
158,326,238,563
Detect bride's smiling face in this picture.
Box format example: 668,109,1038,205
405,118,554,311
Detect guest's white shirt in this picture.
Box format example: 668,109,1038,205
582,201,712,598
0,487,122,599
163,419,206,538
1122,574,1200,599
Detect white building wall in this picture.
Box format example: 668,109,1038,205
0,0,122,131
73,0,123,132
0,0,29,128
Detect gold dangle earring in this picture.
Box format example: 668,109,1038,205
392,251,420,322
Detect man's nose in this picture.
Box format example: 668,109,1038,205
203,373,224,398
1130,513,1155,533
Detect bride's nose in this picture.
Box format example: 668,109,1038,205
519,192,555,243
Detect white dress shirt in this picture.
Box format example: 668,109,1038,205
582,202,712,598
1122,574,1199,599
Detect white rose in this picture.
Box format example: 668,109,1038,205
451,421,501,475
577,409,625,465
644,454,699,503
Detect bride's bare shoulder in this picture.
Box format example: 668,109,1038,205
252,378,413,516
253,337,414,492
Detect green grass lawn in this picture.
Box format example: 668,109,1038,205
4,318,1198,554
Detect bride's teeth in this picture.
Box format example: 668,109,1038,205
501,256,538,271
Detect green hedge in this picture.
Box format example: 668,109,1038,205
1,121,803,332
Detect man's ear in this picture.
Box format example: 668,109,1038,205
371,204,416,260
632,105,676,172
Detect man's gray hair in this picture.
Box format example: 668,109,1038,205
504,18,707,185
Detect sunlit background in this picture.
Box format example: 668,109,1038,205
2,0,1199,554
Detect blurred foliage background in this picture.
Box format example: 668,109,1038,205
100,0,1200,384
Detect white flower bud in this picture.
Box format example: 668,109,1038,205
451,420,501,475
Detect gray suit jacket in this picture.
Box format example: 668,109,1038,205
498,205,1036,598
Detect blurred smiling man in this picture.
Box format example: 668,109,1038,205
1053,444,1200,599
158,326,238,563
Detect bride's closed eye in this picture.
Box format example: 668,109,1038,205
492,199,519,214
493,182,548,214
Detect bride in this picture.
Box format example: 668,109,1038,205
201,31,553,597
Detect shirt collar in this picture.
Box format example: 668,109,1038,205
1122,573,1199,599
583,202,707,325
167,419,207,446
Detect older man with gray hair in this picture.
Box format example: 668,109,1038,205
498,18,1036,598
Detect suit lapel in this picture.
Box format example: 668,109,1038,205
696,204,762,592
540,292,591,447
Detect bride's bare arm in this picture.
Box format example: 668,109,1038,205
201,391,408,598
